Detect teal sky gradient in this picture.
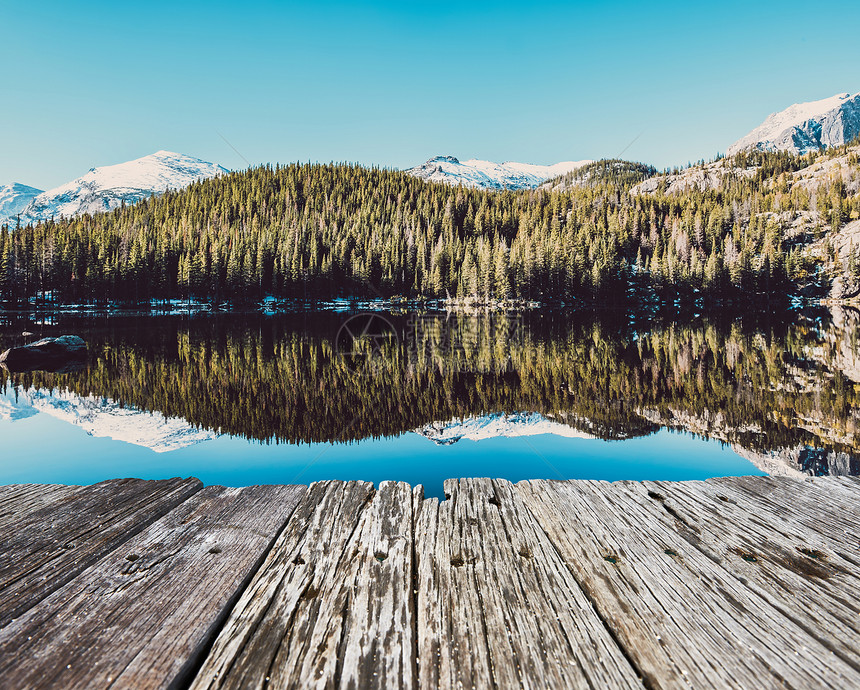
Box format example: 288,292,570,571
2,0,859,188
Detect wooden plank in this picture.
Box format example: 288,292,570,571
706,476,860,554
1,475,859,690
413,483,492,690
517,479,860,689
0,484,306,690
0,476,202,627
414,478,644,690
0,483,78,504
647,476,860,565
337,481,414,690
191,479,415,690
0,483,82,530
648,476,860,564
622,479,860,672
709,476,860,520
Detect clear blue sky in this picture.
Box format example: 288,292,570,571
2,0,859,190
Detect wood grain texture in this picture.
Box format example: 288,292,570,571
414,478,644,690
706,476,860,554
623,478,860,673
0,483,82,530
191,479,415,690
3,476,860,689
516,478,860,689
0,476,202,627
0,484,306,690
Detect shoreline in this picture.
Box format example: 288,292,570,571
0,294,845,317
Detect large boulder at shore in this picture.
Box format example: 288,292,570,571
0,335,87,373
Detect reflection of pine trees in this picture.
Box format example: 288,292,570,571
3,144,859,307
4,313,857,455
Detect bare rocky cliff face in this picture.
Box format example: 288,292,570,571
630,143,860,300
630,159,756,196
727,92,860,156
823,220,860,299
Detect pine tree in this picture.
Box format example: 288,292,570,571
494,241,510,301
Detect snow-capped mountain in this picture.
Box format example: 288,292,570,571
727,92,860,156
406,156,592,190
0,183,43,222
0,386,217,453
413,412,598,445
10,151,228,226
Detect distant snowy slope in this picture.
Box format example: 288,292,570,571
14,150,228,225
0,386,217,452
0,183,43,221
413,412,598,445
406,156,592,190
728,92,860,156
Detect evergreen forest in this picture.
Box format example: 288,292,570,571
2,145,859,309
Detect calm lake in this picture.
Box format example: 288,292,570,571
2,307,858,498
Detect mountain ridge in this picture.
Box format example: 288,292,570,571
728,91,860,156
6,151,228,227
406,155,592,190
0,183,43,222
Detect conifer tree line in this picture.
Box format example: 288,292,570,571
1,146,858,308
4,312,856,459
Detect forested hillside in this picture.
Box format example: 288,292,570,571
2,142,859,309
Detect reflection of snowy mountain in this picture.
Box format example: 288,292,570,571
414,412,598,445
0,387,216,453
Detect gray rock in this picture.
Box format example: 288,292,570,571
0,335,87,373
728,92,860,156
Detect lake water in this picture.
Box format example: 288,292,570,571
1,308,858,498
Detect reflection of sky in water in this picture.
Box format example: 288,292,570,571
0,389,764,499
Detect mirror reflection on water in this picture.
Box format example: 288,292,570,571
1,307,858,498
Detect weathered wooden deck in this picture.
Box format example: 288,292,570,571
1,475,859,689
